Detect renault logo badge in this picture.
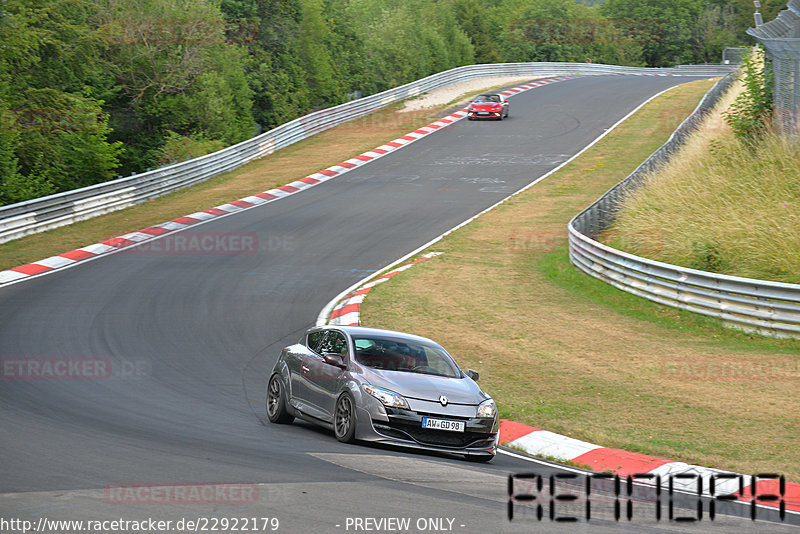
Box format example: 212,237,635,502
439,396,448,406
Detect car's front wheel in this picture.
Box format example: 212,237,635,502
266,374,294,424
334,392,357,443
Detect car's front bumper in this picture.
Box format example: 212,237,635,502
355,404,498,456
467,109,503,119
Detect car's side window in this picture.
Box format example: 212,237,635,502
307,331,326,353
319,330,349,359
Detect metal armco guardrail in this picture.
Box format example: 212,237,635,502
568,75,800,339
0,62,733,244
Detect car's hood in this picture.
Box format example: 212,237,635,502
469,102,501,109
362,368,489,405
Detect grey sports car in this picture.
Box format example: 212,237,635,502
266,325,499,462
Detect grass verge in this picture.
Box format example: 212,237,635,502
359,78,800,480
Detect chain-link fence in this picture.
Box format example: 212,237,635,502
771,51,800,134
748,0,800,135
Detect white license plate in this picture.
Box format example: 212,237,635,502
422,417,465,432
477,112,489,115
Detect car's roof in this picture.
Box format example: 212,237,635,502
319,325,438,345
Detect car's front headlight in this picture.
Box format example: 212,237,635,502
363,384,409,409
477,398,496,418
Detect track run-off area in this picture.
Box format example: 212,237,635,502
1,75,796,533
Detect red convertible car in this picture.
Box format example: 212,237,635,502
466,94,509,120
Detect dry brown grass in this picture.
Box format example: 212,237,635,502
360,79,800,480
603,77,800,283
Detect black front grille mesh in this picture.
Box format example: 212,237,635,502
375,419,494,448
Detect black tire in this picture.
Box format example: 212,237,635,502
266,374,294,424
333,392,357,443
465,454,494,463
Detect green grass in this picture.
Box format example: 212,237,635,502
535,244,800,352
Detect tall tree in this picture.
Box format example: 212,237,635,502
94,0,255,173
497,0,642,65
0,0,121,205
220,0,311,129
453,0,502,64
297,0,340,106
602,0,706,66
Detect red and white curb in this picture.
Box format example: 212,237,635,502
327,253,442,326
0,78,571,288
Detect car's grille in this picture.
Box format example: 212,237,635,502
374,419,494,448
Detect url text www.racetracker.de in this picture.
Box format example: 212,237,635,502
0,517,281,533
0,516,463,533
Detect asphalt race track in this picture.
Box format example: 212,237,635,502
1,76,796,533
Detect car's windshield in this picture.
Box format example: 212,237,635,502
474,95,499,103
353,336,461,378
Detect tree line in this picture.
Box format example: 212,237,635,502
0,0,782,206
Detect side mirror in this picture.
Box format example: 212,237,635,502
465,369,479,381
322,352,347,369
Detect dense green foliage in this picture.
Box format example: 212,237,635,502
0,0,778,205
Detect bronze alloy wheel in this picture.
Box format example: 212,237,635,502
266,375,294,424
334,393,356,443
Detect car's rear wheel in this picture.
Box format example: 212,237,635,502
266,374,294,424
334,392,357,443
